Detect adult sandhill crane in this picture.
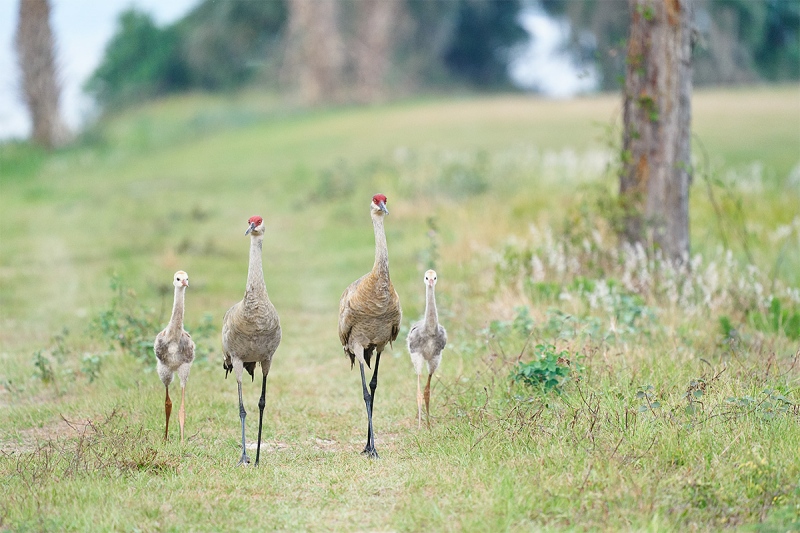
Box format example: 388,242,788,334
222,215,282,466
154,270,196,443
338,194,402,458
407,269,447,429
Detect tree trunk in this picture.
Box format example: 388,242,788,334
283,0,344,105
352,0,401,104
620,0,693,262
15,0,68,148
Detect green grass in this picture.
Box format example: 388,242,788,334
1,86,799,531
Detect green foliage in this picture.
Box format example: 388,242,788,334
511,344,579,393
541,0,800,89
725,389,794,420
441,0,527,87
90,275,158,364
748,298,800,339
178,0,287,90
32,350,55,384
84,9,189,107
635,384,661,412
80,353,105,383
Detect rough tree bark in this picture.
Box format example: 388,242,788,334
284,0,344,105
15,0,68,148
620,0,693,262
353,0,401,104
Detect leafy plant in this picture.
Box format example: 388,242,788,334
748,298,800,339
511,344,579,393
81,353,105,383
90,275,158,363
635,384,661,413
32,350,55,384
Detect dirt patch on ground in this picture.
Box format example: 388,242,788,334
0,415,95,455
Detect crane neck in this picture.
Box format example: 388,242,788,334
245,234,268,302
165,285,186,338
371,212,390,278
423,283,439,333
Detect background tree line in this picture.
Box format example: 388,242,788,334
83,0,799,110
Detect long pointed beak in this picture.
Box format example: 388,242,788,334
379,201,389,215
245,222,256,235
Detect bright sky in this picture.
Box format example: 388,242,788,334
0,0,200,140
0,0,597,140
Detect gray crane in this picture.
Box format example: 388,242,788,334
338,194,402,458
407,269,447,429
222,216,282,466
154,270,196,442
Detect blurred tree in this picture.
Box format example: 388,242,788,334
84,9,189,107
180,0,287,90
620,0,693,261
543,0,800,89
84,0,529,110
442,0,527,87
283,0,345,104
15,0,69,148
352,0,403,103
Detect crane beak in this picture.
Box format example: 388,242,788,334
182,279,189,287
379,201,389,215
245,222,256,235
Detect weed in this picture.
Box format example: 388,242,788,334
32,350,55,384
511,344,580,393
80,353,105,383
635,384,661,413
90,274,158,364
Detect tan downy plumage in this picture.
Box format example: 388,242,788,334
338,194,402,458
222,215,282,466
407,269,447,429
154,270,196,443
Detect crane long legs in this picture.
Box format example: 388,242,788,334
236,378,249,465
255,372,268,466
359,352,381,459
423,374,432,430
164,386,172,441
178,385,186,443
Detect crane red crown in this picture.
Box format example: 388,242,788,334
248,215,263,226
372,194,387,205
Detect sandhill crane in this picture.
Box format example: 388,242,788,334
407,269,447,429
222,215,282,466
154,270,196,443
338,194,402,458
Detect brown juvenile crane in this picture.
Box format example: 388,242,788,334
222,215,282,466
407,269,447,429
338,194,402,458
154,270,196,443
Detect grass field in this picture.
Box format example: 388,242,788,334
1,85,799,531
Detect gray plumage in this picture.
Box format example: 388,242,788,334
407,269,447,429
154,270,195,442
222,215,281,466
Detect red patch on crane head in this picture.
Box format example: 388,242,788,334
372,194,387,205
248,215,263,227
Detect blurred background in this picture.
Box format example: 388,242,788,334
2,0,798,141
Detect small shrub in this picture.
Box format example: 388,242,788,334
32,350,55,384
635,384,661,413
748,298,800,339
511,344,579,393
80,353,105,383
90,274,158,363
